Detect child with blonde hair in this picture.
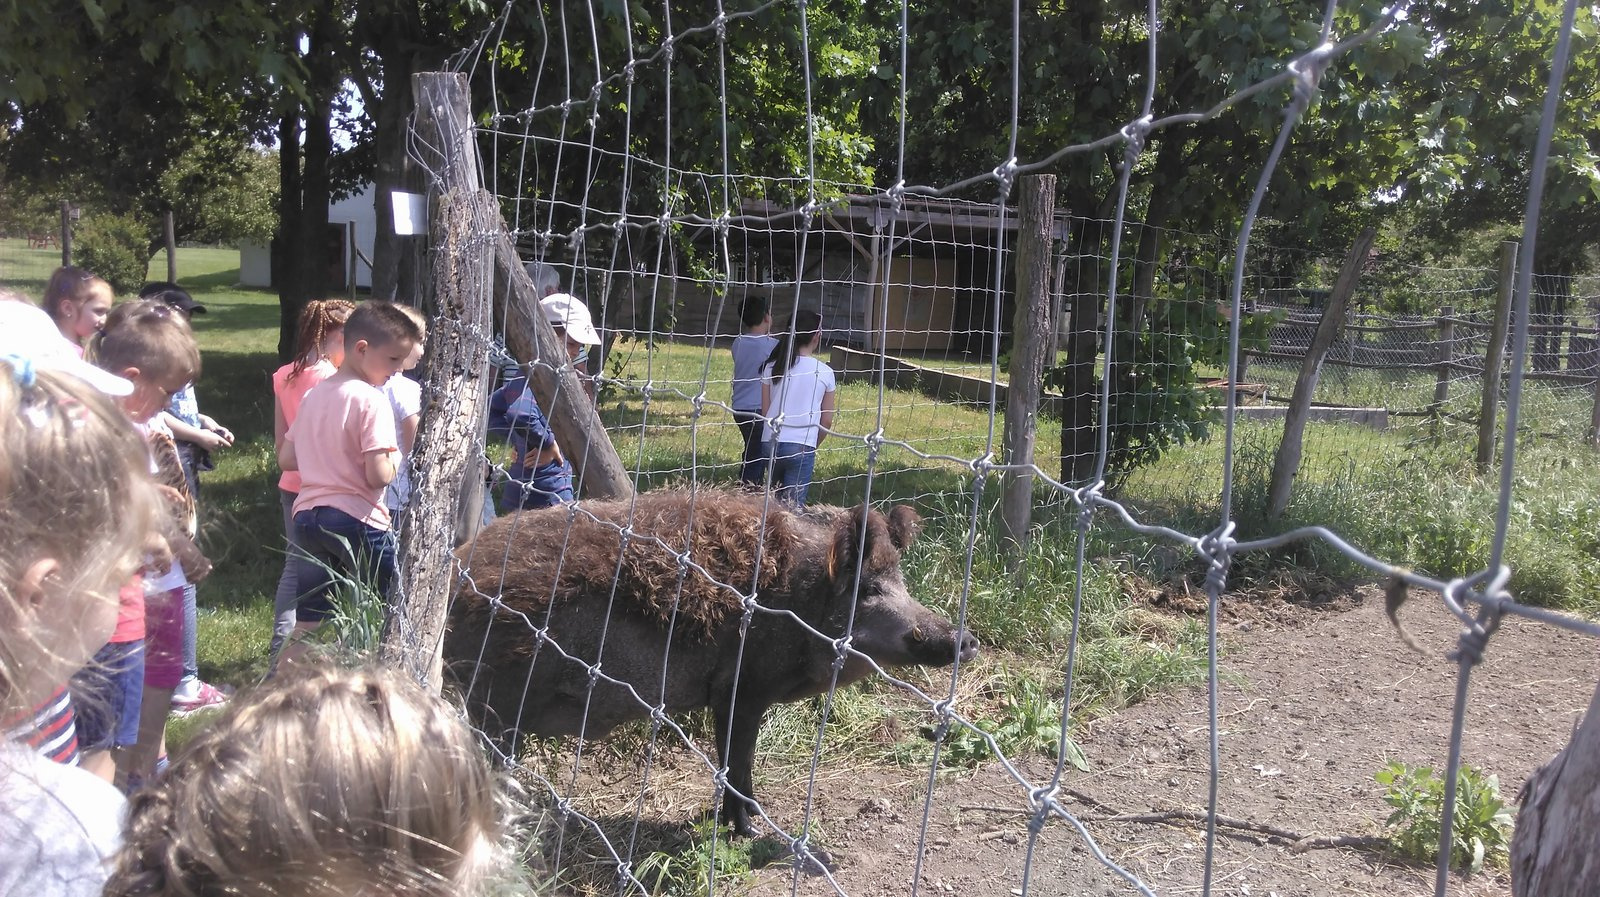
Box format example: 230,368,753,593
0,297,163,896
88,300,209,784
268,299,356,661
41,266,115,353
105,664,506,897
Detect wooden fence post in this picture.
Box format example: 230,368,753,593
1431,304,1454,438
346,220,358,300
60,201,72,267
1001,174,1055,554
1589,359,1600,447
381,72,498,691
1476,241,1518,470
1511,678,1600,895
164,211,177,283
1266,227,1376,519
492,232,635,502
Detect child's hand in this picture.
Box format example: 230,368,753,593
201,416,234,446
143,533,175,576
193,430,230,452
165,530,211,581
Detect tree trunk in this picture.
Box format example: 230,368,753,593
1511,679,1600,895
275,109,302,361
276,13,339,362
370,20,434,304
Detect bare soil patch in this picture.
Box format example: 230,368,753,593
532,588,1597,897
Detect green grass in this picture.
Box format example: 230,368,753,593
0,236,71,295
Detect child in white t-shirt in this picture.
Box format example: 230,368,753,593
760,310,835,509
381,305,428,517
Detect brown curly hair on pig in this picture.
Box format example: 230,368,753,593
454,489,805,643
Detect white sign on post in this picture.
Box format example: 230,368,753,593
392,191,428,236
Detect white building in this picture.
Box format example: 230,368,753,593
239,184,377,290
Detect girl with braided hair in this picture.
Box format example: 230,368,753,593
268,299,356,663
105,664,509,897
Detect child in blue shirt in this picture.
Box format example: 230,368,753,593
488,370,575,512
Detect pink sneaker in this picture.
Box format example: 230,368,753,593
170,679,230,715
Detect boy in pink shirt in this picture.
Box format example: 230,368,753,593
278,301,422,658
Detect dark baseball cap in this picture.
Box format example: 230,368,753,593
138,281,207,315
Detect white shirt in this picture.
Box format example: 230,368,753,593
762,354,835,447
381,373,424,511
0,743,125,897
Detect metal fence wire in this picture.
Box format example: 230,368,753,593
384,1,1600,895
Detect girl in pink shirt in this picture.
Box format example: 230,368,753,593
267,300,354,663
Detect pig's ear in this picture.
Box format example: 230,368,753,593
886,505,922,552
826,504,874,582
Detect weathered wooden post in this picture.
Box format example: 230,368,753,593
492,232,635,501
59,201,72,267
1476,241,1518,470
1430,305,1454,439
1266,227,1376,520
381,72,498,690
346,221,358,300
1001,174,1055,554
164,211,177,283
1588,360,1600,447
1511,678,1600,896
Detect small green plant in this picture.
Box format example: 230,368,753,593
1377,761,1514,874
633,819,770,896
928,676,1090,772
298,538,388,661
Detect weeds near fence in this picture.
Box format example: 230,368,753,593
1377,761,1513,874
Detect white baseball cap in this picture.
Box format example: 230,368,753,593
540,293,602,346
0,300,134,396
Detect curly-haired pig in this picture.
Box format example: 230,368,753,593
445,488,979,837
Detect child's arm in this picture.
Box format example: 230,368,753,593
364,448,398,489
274,397,289,455
761,380,772,417
162,411,229,451
198,413,234,446
816,389,836,447
278,434,299,471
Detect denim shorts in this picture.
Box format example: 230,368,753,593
293,506,397,623
70,640,146,750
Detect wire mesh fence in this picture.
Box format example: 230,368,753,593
377,1,1600,895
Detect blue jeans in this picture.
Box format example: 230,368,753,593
770,441,818,508
292,506,397,624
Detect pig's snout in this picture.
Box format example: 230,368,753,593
906,621,980,665
956,629,979,662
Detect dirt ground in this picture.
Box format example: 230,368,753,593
539,587,1599,897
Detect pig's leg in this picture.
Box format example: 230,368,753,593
713,699,766,838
